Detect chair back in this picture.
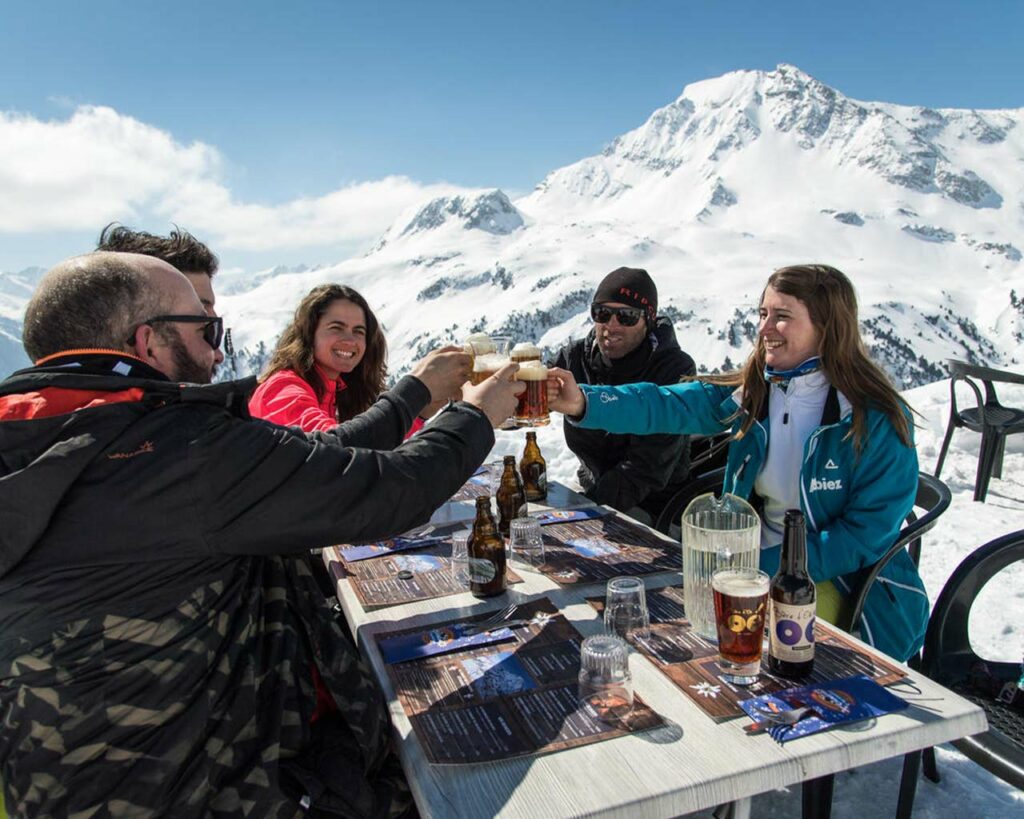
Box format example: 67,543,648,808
843,473,952,633
653,466,726,537
922,529,1024,685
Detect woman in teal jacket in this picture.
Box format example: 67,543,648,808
549,264,925,661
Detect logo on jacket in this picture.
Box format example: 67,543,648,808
107,440,155,460
809,476,843,492
598,393,619,404
825,458,839,470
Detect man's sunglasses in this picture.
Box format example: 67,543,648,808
127,314,225,350
590,304,645,327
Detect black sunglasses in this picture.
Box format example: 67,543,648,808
127,314,225,350
590,304,644,327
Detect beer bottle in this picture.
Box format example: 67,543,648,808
495,455,527,537
468,495,507,598
768,509,816,678
519,431,547,502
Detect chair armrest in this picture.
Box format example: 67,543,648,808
842,514,941,633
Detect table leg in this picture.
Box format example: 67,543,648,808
801,774,834,819
713,797,751,819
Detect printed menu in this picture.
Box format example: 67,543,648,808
324,537,523,610
376,598,664,764
539,514,679,585
588,585,906,722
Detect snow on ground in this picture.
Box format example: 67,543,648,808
484,376,1024,817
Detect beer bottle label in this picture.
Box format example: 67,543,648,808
469,557,497,584
769,601,815,662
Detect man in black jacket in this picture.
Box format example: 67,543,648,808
0,252,521,818
553,267,696,524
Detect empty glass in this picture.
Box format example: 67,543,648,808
450,530,470,588
578,634,633,722
509,518,545,568
604,576,650,641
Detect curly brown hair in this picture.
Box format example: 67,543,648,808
259,284,388,421
96,224,218,277
704,264,912,450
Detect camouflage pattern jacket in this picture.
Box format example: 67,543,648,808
0,353,494,818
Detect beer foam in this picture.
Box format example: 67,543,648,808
712,573,769,596
517,360,547,380
473,352,507,372
511,342,541,360
465,333,496,355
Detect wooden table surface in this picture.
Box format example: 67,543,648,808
326,482,987,818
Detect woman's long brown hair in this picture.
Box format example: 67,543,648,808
704,264,912,449
259,284,387,422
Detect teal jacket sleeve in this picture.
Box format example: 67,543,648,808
760,410,918,582
576,381,734,437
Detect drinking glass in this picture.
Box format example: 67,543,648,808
450,530,470,588
603,576,650,640
509,518,545,568
578,634,633,722
711,567,770,685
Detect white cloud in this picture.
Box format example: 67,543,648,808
0,105,467,251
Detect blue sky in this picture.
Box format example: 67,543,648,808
1,0,1021,272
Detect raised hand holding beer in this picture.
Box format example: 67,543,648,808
410,345,473,412
461,361,525,429
545,366,586,417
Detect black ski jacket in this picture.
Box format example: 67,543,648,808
0,352,493,818
553,317,696,516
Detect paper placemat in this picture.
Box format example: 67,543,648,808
375,598,664,764
538,514,679,586
326,537,523,610
587,585,906,722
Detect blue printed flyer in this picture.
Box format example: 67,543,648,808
740,674,909,743
379,622,516,664
533,507,611,526
340,535,447,563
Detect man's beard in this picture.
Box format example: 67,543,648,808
163,328,213,384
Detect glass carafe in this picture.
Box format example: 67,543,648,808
681,492,760,640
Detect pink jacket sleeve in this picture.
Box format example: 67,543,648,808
249,371,337,432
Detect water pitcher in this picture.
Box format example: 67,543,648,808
681,492,760,640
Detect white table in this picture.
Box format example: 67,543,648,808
326,486,987,818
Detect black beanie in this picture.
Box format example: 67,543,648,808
593,267,657,323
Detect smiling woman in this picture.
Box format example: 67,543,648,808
249,284,393,431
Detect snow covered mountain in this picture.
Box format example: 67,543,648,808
2,65,1022,387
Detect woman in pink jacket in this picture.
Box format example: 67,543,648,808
249,283,425,435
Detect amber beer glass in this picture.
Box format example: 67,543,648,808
768,509,816,678
466,335,510,385
712,567,770,685
514,361,549,427
468,495,507,598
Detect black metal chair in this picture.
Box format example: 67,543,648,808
934,359,1024,502
895,529,1024,818
653,466,726,539
839,473,952,637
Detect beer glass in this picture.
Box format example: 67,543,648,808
603,576,650,640
514,360,549,427
510,341,541,365
467,335,511,385
509,518,545,568
450,530,471,588
681,492,760,640
578,634,633,722
712,567,769,685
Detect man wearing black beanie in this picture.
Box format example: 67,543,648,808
552,267,697,524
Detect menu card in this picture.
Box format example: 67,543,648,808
539,514,680,586
588,585,906,722
325,538,523,610
376,598,664,764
